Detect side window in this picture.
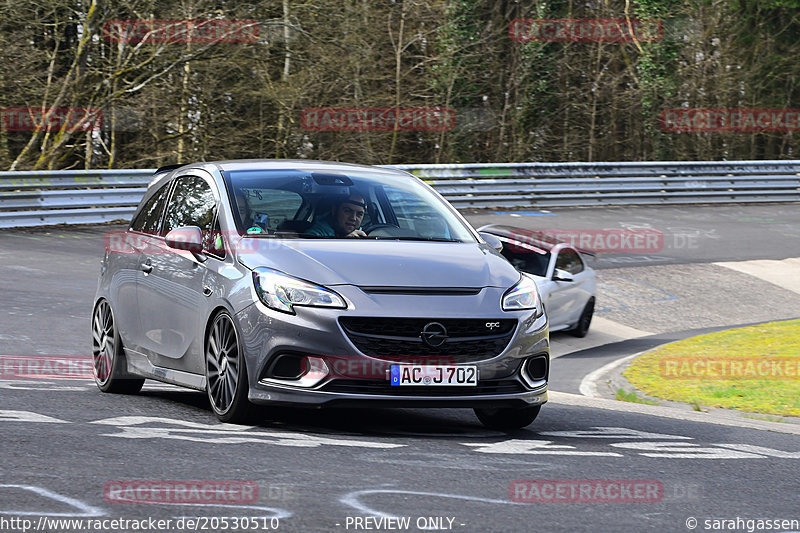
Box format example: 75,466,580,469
162,175,217,237
243,188,304,232
130,182,171,235
555,249,584,275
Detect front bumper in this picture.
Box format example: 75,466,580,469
247,382,548,408
235,285,550,408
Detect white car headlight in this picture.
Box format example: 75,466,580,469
253,267,346,314
502,275,544,317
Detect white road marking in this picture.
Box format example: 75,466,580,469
0,410,69,423
0,334,32,341
461,439,622,456
0,379,187,392
0,380,94,391
90,416,254,431
91,416,405,449
609,442,766,459
4,265,45,273
340,489,518,522
169,503,292,520
0,379,97,392
712,443,800,458
0,485,105,517
462,427,800,459
538,427,691,440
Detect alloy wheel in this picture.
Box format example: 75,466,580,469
206,313,241,415
92,300,115,385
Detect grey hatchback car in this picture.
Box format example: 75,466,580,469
92,160,549,429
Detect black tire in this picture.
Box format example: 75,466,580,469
474,405,541,430
205,311,255,424
91,300,145,394
567,298,594,338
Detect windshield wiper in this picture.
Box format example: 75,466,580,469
369,236,462,242
241,232,333,238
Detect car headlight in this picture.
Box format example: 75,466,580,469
253,267,346,314
502,275,544,317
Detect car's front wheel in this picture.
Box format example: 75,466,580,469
91,300,144,394
474,405,541,430
205,311,254,423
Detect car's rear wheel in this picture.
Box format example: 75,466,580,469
474,405,541,430
567,298,594,338
205,311,254,423
91,300,144,394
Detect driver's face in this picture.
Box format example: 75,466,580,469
333,196,365,235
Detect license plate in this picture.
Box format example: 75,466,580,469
389,365,478,386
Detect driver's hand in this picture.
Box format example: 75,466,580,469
346,229,367,238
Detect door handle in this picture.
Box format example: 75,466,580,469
203,286,213,297
141,258,153,273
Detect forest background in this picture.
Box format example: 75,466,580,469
1,0,799,170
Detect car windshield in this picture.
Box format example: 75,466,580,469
223,169,476,242
498,237,551,277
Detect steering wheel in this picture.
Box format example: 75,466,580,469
363,223,397,235
363,224,421,238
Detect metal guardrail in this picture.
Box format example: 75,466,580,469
0,161,798,228
0,170,151,228
391,160,800,209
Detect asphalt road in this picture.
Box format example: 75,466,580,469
1,204,799,533
465,202,800,267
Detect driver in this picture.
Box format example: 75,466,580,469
305,191,367,238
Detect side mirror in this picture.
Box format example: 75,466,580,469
552,268,574,282
479,232,503,252
165,226,207,262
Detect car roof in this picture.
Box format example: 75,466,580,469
147,159,415,190
213,159,410,175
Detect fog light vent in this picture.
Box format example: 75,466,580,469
267,354,304,379
261,354,330,388
525,355,548,381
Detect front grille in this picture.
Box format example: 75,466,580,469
338,317,517,363
359,286,481,296
321,379,525,396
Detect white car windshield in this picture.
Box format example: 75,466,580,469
498,238,551,277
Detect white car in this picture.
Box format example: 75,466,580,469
478,225,596,337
